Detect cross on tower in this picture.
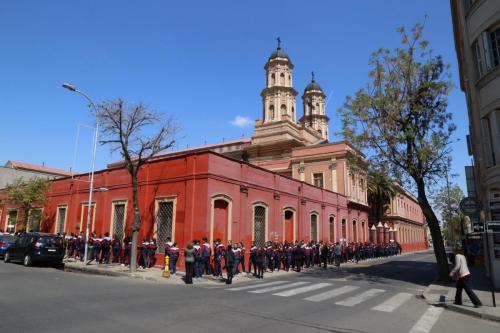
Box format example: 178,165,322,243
277,37,281,49
311,71,315,82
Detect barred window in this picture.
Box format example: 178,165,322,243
491,26,500,67
112,203,126,241
29,209,42,232
7,210,17,233
311,214,318,242
156,201,174,252
254,205,266,247
56,206,67,234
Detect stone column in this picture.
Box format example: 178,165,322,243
377,221,384,244
370,225,377,243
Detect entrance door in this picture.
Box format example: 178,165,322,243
284,210,294,242
213,200,229,243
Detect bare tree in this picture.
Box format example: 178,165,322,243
96,99,177,272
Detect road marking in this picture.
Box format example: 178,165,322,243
372,292,413,312
304,285,360,302
408,306,444,333
273,283,332,297
335,288,386,307
225,280,287,291
249,282,310,293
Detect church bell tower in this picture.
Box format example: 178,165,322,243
261,38,298,123
300,72,329,141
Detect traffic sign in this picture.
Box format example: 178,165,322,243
459,197,481,216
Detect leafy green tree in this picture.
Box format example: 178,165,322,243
7,177,50,231
367,169,397,228
96,99,177,272
338,22,455,281
432,184,469,244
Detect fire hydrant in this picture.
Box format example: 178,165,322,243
162,254,170,278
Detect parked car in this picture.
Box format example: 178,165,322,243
0,233,16,259
4,232,64,267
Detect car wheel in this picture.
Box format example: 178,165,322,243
23,254,32,267
4,252,10,263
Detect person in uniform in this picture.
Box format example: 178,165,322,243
184,243,195,284
293,243,304,272
169,242,179,275
101,232,112,264
225,244,235,284
249,241,257,275
201,237,212,275
193,240,202,278
111,235,122,264
214,239,225,278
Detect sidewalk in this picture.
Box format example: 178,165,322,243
63,250,426,285
422,265,500,322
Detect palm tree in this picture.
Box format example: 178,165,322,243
367,170,396,228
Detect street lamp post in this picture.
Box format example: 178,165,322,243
62,83,99,264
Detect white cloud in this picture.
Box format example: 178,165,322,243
229,115,253,127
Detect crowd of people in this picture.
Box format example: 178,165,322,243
170,238,403,284
61,232,402,284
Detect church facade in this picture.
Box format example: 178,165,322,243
0,40,428,257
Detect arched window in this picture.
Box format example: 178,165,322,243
253,204,267,247
329,215,335,242
315,103,320,114
280,73,285,85
269,105,275,120
281,104,287,116
271,73,276,85
292,106,295,119
310,213,318,242
361,221,365,242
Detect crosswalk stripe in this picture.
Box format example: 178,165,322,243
225,280,287,291
335,288,386,307
273,283,332,297
304,285,360,302
371,292,413,312
408,306,444,333
249,282,310,294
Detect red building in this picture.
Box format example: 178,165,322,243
9,151,368,262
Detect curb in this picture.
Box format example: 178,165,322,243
64,264,159,282
421,285,500,323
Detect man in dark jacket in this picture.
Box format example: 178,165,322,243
225,244,235,284
293,244,304,272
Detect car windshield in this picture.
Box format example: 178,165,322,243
39,236,62,247
0,235,15,242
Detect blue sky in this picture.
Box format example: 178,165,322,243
0,0,469,191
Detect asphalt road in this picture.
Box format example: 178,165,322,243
1,251,499,333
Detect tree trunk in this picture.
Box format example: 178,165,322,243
415,178,450,282
129,169,142,273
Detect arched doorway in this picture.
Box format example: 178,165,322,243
341,218,347,241
310,213,318,242
329,215,335,242
352,220,358,242
210,195,232,244
283,209,294,243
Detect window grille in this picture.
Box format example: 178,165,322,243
7,211,17,233
56,207,66,234
156,201,173,252
311,214,318,241
29,209,42,232
113,203,125,241
254,206,266,247
329,218,335,242
491,27,500,67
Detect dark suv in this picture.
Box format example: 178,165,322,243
4,233,64,267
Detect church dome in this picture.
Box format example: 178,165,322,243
304,73,323,93
268,37,291,62
269,47,291,61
